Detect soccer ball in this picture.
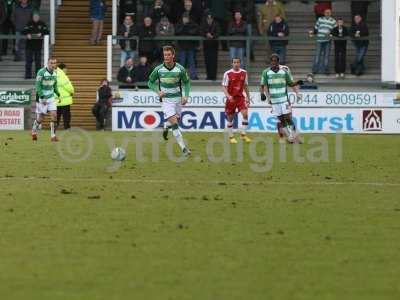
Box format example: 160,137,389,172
111,147,126,161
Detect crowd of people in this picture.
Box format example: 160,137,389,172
115,0,373,86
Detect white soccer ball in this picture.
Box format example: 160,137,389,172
111,147,126,161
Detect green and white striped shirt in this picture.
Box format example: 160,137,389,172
148,63,191,103
260,65,294,104
35,67,58,101
315,16,336,42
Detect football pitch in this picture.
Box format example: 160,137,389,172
1,130,400,300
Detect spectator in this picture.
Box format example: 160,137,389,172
119,0,136,25
201,13,219,80
140,0,153,18
22,12,48,78
56,63,74,130
351,1,370,22
133,55,151,86
175,12,199,80
314,1,331,20
93,79,112,130
228,10,246,68
350,14,369,76
257,0,285,35
13,0,32,61
309,8,336,75
179,0,202,25
331,17,348,78
138,16,156,63
90,0,107,45
149,0,169,25
267,14,289,65
117,57,136,87
0,0,6,61
155,16,174,60
1,0,16,57
119,15,137,66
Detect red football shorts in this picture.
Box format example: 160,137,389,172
225,96,247,115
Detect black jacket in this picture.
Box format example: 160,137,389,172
201,20,220,48
22,20,49,51
267,19,289,46
0,0,7,24
227,20,247,48
350,22,369,47
149,4,170,24
331,25,349,47
97,85,112,106
133,63,151,82
175,21,200,50
119,23,137,51
117,66,135,83
138,24,156,54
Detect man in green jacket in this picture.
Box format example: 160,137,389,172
56,63,74,129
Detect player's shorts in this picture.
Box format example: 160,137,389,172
162,101,182,120
271,102,292,117
225,96,247,115
36,99,57,114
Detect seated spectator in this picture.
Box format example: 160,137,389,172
13,0,32,61
93,79,112,130
350,14,369,76
175,12,199,80
228,10,247,68
351,1,370,21
267,14,289,65
22,12,49,79
117,57,136,88
309,8,336,75
138,16,156,64
119,15,137,66
133,55,151,87
150,0,169,24
119,0,137,24
314,1,331,20
155,16,175,61
257,0,285,35
331,17,348,78
201,13,220,80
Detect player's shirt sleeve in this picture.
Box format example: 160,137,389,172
53,73,60,97
180,67,191,97
222,71,229,87
260,69,267,86
35,69,43,98
147,66,160,93
244,71,249,85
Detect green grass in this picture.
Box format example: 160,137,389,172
0,130,400,300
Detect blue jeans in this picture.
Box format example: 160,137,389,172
351,44,368,75
120,50,137,66
312,41,331,74
229,47,245,68
271,45,287,65
178,49,197,79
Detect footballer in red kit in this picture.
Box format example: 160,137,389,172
222,58,251,144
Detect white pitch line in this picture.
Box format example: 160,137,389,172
0,177,400,187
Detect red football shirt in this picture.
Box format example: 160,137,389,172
222,68,248,98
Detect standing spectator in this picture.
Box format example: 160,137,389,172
331,17,348,78
309,8,336,75
22,12,48,78
117,57,136,87
155,16,175,61
149,0,169,25
228,11,247,68
13,0,32,61
201,13,219,80
90,0,107,45
1,0,16,56
350,14,369,76
314,1,331,20
267,14,289,65
138,16,156,63
0,0,6,61
179,0,203,25
93,79,112,130
133,55,151,86
175,12,199,79
140,0,153,18
119,0,136,25
56,63,74,130
351,1,369,21
119,15,137,66
257,0,285,35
